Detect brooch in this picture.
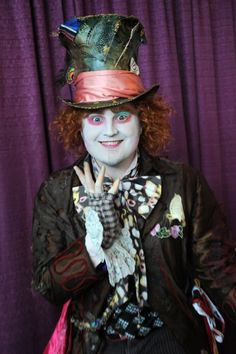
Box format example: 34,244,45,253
151,194,185,239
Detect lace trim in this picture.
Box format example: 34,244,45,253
84,207,136,286
104,227,136,287
84,207,104,266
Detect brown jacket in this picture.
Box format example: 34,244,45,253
32,150,236,354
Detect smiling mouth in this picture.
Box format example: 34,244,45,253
99,140,123,148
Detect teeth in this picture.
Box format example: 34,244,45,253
100,141,121,145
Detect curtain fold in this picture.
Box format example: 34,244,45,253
0,1,235,353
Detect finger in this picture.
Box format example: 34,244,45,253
108,178,120,195
73,166,86,187
83,161,95,192
95,165,105,193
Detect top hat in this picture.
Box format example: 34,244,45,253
57,14,159,110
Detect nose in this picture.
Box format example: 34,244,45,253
103,117,118,136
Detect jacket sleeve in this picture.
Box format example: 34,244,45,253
188,169,236,322
32,174,105,304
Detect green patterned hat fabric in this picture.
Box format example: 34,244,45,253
58,14,159,109
59,14,146,75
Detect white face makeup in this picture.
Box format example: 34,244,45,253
81,108,142,170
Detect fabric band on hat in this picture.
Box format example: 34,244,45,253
73,70,145,103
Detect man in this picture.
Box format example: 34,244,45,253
32,14,236,354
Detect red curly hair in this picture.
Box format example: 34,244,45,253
50,95,172,156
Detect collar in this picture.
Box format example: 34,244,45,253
138,149,178,176
73,149,178,183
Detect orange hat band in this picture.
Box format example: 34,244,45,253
73,70,145,103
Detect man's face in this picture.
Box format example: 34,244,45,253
81,105,141,168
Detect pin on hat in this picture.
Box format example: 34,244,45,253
57,14,159,109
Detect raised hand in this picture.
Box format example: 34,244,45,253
73,161,120,195
74,161,121,250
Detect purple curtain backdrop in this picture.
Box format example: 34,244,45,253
1,1,236,353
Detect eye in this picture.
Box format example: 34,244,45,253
93,116,103,123
87,115,104,125
115,111,131,122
